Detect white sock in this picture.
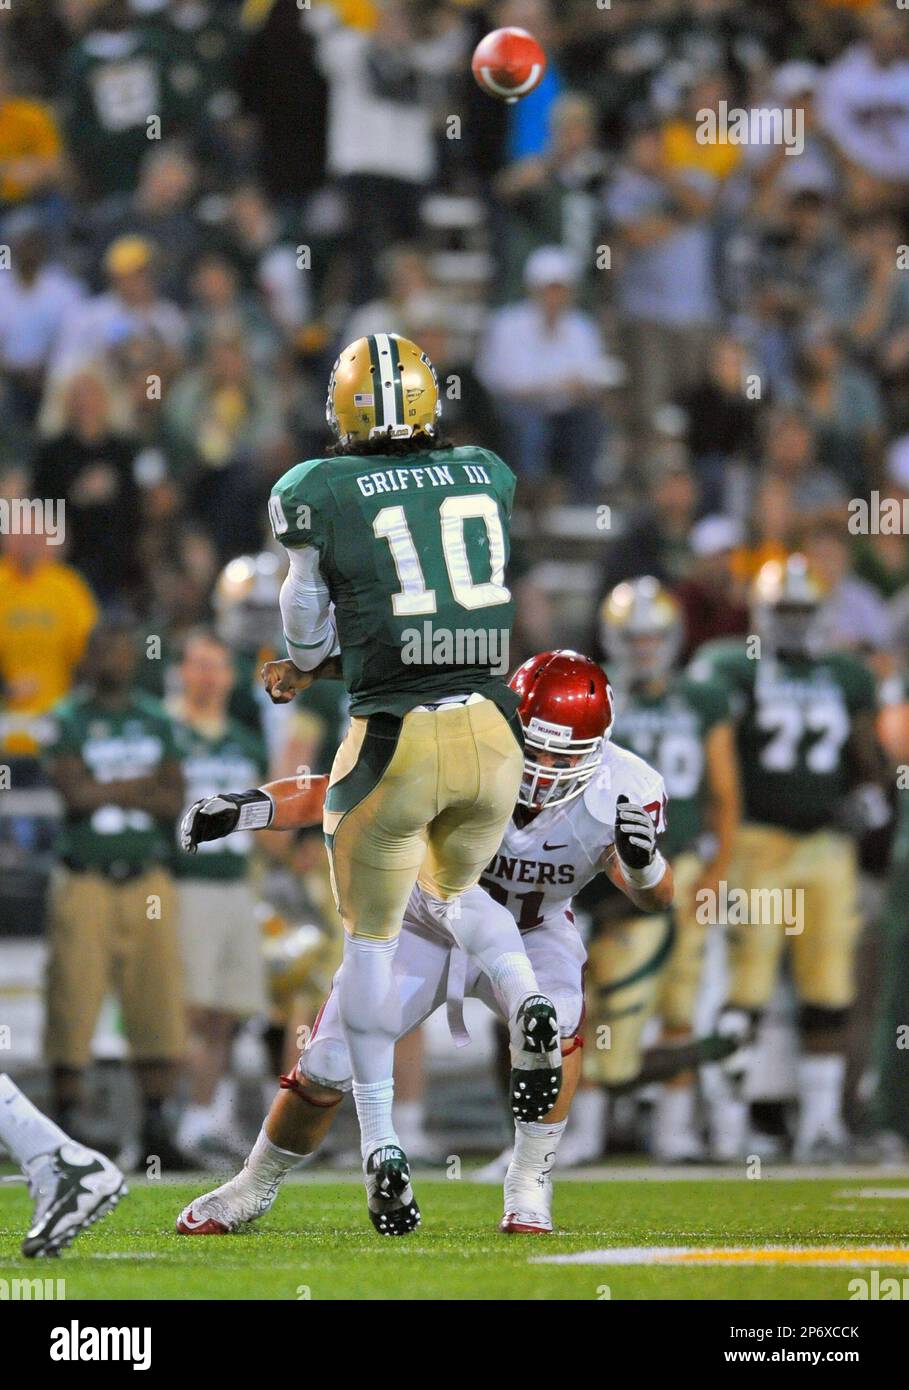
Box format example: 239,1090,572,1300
336,934,402,1160
796,1053,846,1147
653,1085,701,1158
0,1074,71,1167
394,1099,428,1151
486,952,540,1020
211,1077,237,1132
352,1079,398,1163
706,1066,750,1159
177,1103,214,1150
505,1118,566,1215
239,1126,304,1200
562,1087,607,1160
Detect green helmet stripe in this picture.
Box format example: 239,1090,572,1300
372,333,400,428
366,335,385,428
389,335,405,425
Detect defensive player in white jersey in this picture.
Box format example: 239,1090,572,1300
174,652,673,1235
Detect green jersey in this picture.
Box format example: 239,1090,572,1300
172,717,268,881
269,446,520,719
61,28,182,197
611,674,730,858
690,639,876,832
48,691,180,870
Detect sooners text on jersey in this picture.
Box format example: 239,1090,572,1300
480,741,667,932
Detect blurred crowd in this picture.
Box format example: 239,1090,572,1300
1,0,909,1162
1,0,908,732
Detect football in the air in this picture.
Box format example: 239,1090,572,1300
471,26,547,104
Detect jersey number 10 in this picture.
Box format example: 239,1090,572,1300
373,494,511,616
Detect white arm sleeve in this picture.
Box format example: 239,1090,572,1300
279,545,340,671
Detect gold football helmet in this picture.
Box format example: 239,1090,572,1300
751,554,826,655
599,576,683,685
326,333,442,446
213,551,285,655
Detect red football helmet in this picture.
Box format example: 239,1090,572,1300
509,650,614,810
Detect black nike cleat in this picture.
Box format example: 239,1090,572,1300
365,1145,421,1236
22,1142,126,1258
509,994,562,1122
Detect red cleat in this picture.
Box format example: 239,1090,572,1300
499,1210,553,1235
176,1202,231,1235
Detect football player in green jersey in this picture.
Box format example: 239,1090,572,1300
561,576,740,1165
258,334,562,1233
169,629,269,1165
690,555,890,1161
44,620,189,1169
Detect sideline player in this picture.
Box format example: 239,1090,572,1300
691,557,889,1160
560,576,739,1164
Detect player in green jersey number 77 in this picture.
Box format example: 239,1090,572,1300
257,333,562,1234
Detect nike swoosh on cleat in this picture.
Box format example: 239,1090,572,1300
176,1206,230,1235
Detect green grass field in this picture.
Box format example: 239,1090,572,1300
2,1170,909,1300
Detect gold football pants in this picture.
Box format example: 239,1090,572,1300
726,824,860,1012
323,698,523,940
584,853,704,1088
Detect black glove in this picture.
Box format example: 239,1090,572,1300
180,789,272,853
614,794,657,870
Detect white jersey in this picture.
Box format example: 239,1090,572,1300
478,741,667,932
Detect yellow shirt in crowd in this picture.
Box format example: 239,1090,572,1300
242,0,378,30
0,98,61,204
662,120,743,182
0,557,97,755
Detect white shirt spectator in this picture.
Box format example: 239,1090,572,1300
816,42,909,182
306,8,460,185
257,244,310,338
606,165,719,326
0,264,85,372
50,290,187,378
476,300,609,412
